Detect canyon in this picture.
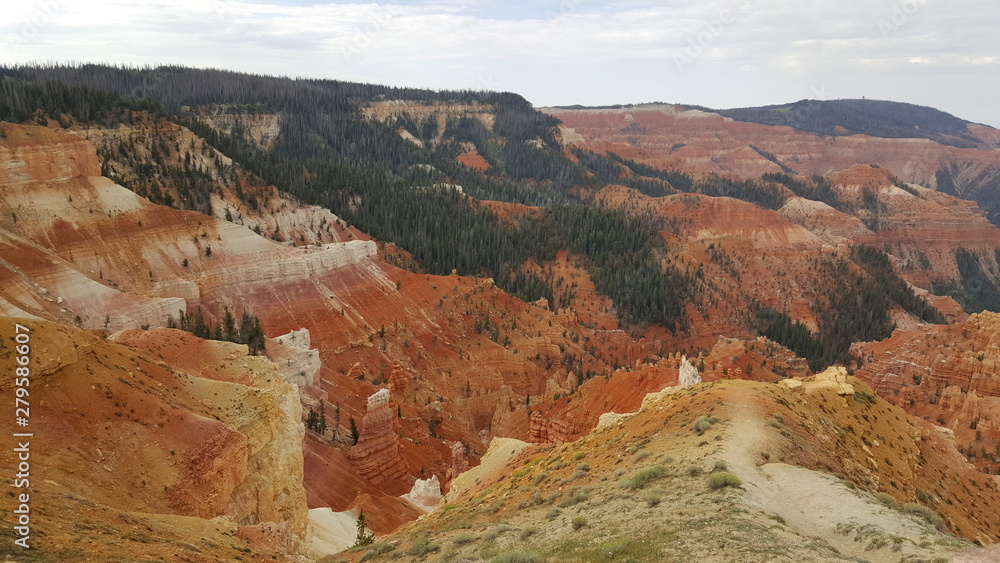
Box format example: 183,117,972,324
3,68,1000,561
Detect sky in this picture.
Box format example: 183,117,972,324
4,0,1000,127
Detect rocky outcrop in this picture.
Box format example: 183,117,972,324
400,475,443,511
362,100,496,148
0,319,310,558
854,311,1000,471
269,328,322,388
678,355,701,387
113,328,310,546
805,366,855,396
348,389,408,485
199,111,282,152
445,441,470,485
388,360,410,392
528,410,585,444
779,196,871,244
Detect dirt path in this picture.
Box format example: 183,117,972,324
718,398,967,563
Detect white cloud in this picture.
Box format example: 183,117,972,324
2,0,999,125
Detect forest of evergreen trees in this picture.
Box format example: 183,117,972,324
756,245,944,370
0,64,956,350
938,248,1000,314
166,307,267,355
715,98,982,148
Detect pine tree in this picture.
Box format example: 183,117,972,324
352,510,375,547
223,306,236,342
349,417,359,445
317,400,328,435
305,406,318,432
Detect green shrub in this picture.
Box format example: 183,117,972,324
706,471,742,490
408,537,441,556
359,543,395,561
484,525,511,541
875,492,899,509
686,465,702,476
901,503,945,531
571,516,587,530
519,527,539,540
646,491,662,507
558,488,588,507
453,533,477,546
621,465,669,490
865,536,888,551
855,391,876,405
693,416,712,435
711,460,728,472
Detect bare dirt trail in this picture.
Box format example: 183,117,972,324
718,393,969,563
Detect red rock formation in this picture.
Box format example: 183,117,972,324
349,389,408,485
388,361,409,392
543,104,1000,190
0,124,101,181
522,360,680,444
528,410,586,444
854,312,1000,473
445,441,470,486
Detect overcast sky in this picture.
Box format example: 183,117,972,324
4,0,999,126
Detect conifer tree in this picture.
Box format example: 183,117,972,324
352,510,375,547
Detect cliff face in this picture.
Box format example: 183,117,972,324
551,105,1000,302
113,329,310,541
854,312,1000,473
0,319,309,560
362,100,496,141
543,104,1000,194
0,123,635,537
0,124,101,182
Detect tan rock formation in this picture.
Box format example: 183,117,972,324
678,355,701,387
113,328,310,544
0,319,309,558
269,328,322,388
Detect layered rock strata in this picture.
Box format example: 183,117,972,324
349,389,408,485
